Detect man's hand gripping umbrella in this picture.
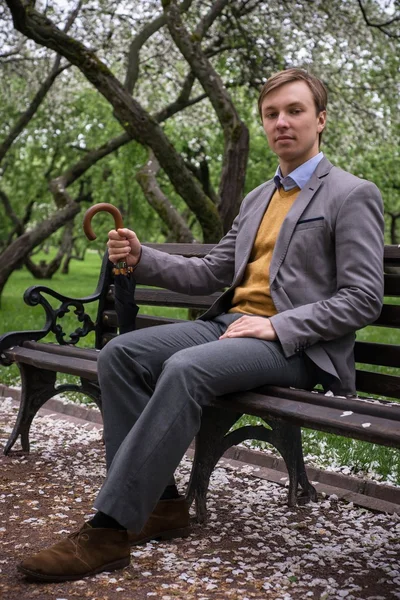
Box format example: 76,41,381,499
83,203,138,334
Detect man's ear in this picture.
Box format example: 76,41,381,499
317,110,327,133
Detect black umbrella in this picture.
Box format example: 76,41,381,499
83,203,138,334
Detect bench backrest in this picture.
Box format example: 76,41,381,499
96,244,400,400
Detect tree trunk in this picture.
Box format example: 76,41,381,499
0,202,80,304
24,219,75,279
218,124,250,233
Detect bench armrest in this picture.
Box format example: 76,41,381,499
0,253,113,362
0,285,101,364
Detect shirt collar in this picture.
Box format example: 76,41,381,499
274,152,324,191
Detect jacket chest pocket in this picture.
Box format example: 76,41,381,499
289,221,334,277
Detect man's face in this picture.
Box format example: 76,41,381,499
260,80,326,175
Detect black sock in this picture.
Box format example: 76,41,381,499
89,511,126,530
160,484,180,500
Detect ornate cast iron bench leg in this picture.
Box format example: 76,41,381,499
186,408,317,521
201,418,316,506
186,407,242,523
268,420,317,506
3,368,102,455
4,364,57,454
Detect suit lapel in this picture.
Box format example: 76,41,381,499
234,181,276,283
269,157,333,286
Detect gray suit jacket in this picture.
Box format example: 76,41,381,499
134,157,384,395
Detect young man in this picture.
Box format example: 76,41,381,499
18,68,384,582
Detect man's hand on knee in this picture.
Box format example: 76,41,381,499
219,316,278,341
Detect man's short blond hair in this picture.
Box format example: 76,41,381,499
258,68,328,144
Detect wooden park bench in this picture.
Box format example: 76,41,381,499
1,243,400,522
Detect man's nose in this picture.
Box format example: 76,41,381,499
276,113,289,128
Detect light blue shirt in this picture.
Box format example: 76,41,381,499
274,152,324,191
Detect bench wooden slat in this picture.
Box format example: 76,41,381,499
102,311,187,329
384,245,400,263
131,288,219,309
3,347,98,381
259,385,400,420
22,341,99,361
217,391,400,447
355,369,400,399
374,304,400,327
354,340,400,368
384,274,400,296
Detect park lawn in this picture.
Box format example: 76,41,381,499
0,252,399,485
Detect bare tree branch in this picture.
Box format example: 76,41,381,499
64,0,83,33
1,122,132,279
387,211,400,244
154,40,248,124
154,71,201,121
0,41,25,58
4,198,35,249
357,0,400,38
124,14,167,94
155,89,208,122
0,55,69,164
0,188,32,251
192,0,229,38
184,154,219,205
0,191,35,250
43,140,63,180
0,188,21,230
124,0,193,94
136,150,194,243
50,131,132,197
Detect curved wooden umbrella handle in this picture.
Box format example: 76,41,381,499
83,202,124,240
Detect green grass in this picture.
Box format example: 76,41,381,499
1,254,399,484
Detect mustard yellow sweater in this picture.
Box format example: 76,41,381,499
229,186,300,316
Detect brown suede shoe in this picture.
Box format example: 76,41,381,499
128,496,190,545
17,523,130,582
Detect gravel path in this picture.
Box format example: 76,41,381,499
1,396,399,600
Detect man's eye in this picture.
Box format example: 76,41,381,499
264,113,276,119
291,109,302,114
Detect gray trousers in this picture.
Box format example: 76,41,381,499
94,314,318,531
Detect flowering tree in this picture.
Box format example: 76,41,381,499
0,0,398,299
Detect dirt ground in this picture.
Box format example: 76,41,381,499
1,396,400,600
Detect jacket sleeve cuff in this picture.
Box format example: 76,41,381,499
269,313,310,358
